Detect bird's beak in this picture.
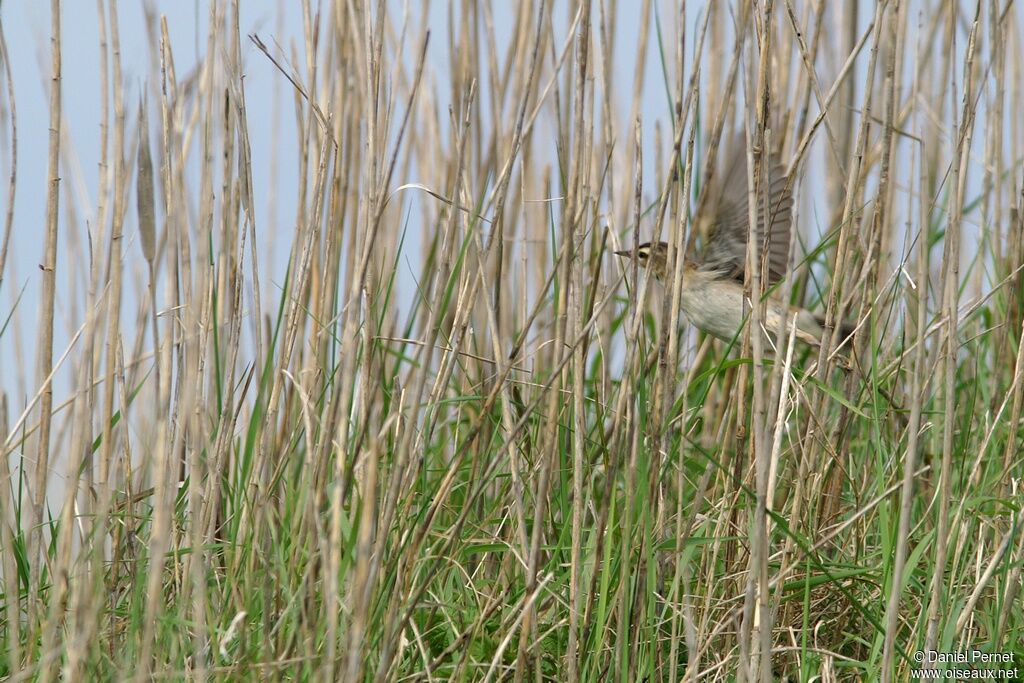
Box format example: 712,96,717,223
613,249,632,257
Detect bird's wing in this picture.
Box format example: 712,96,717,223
701,137,793,286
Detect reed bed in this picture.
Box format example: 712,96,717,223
1,1,1022,680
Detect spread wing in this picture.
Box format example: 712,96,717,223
701,138,793,286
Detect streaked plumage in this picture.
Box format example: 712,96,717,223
698,141,793,285
614,138,854,353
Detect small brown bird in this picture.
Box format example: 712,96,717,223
615,140,854,355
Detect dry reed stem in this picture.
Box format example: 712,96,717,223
3,1,1023,680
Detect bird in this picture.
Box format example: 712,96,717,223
614,137,855,358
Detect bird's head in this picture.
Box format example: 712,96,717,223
614,241,671,280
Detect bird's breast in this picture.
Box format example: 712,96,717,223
678,275,747,342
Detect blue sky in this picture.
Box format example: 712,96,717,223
0,1,669,404
1,1,1016,418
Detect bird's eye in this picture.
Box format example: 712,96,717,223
638,251,648,259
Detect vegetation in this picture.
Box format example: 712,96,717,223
0,1,1022,680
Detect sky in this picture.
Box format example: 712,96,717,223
1,1,1018,437
1,2,320,412
0,0,668,405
